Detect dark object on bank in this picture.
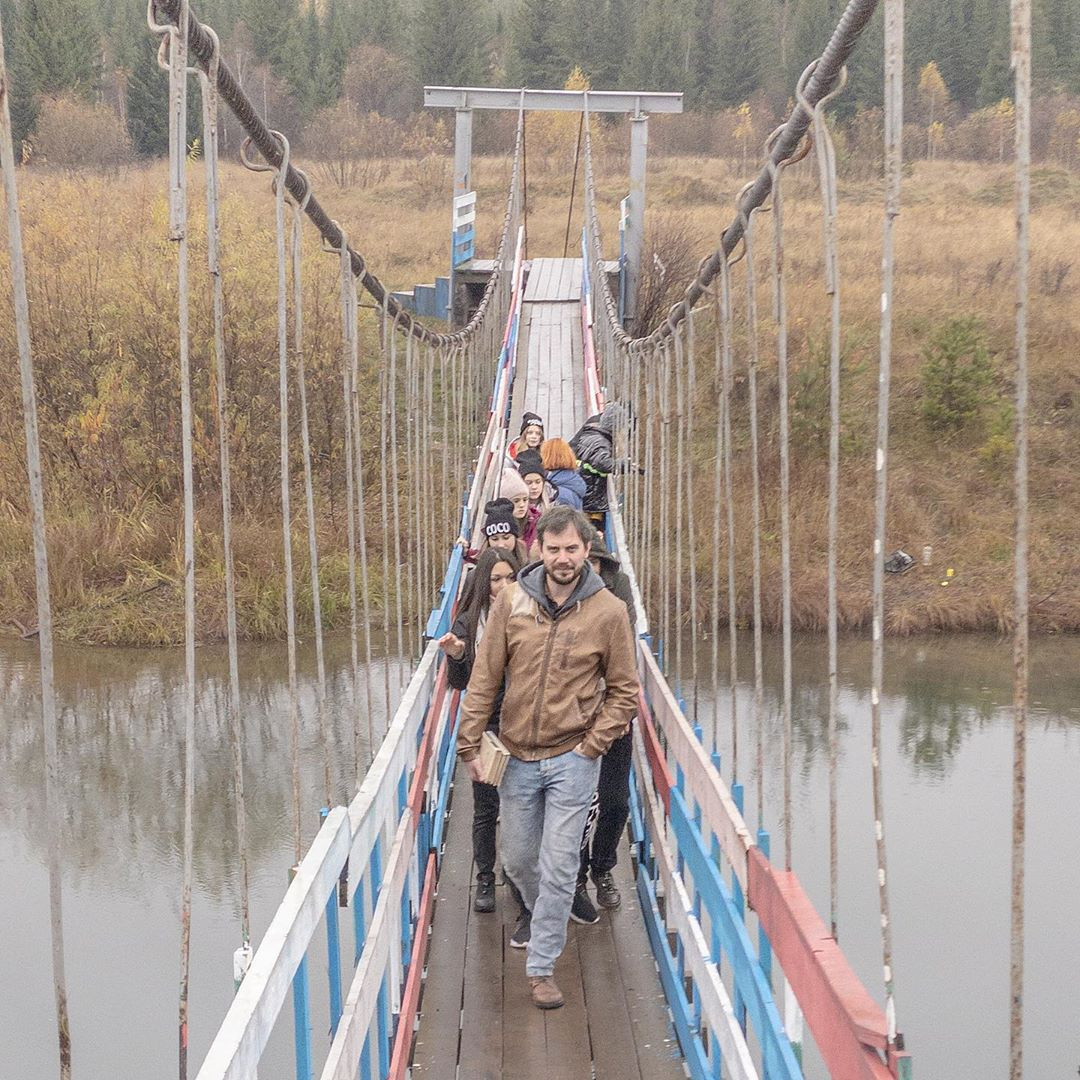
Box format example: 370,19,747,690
884,549,916,574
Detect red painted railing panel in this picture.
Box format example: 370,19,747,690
747,848,898,1080
407,669,450,827
636,690,673,814
388,851,438,1080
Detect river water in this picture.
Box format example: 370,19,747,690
1,632,1077,1077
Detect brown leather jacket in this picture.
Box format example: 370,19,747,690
457,563,639,762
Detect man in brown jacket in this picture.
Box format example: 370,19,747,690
457,505,640,1009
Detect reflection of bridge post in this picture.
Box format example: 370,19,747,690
626,111,648,333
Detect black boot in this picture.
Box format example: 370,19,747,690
474,872,496,913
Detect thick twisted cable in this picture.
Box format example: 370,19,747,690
156,0,520,348
583,0,879,348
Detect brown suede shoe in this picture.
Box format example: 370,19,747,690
528,975,564,1010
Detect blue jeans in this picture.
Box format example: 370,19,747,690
500,748,602,977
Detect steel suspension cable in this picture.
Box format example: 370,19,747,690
873,0,904,1047
798,61,846,941
336,227,363,786
741,204,767,832
378,305,393,724
685,319,701,723
767,144,796,874
349,277,376,769
388,314,406,687
153,0,513,349
0,12,73,1075
1009,0,1032,1074
274,135,303,864
581,0,881,349
719,256,739,780
674,332,686,688
197,26,251,973
153,2,200,1072
290,189,332,809
710,295,724,752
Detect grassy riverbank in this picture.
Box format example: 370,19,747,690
1,153,1078,643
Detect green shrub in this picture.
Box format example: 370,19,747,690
920,318,994,433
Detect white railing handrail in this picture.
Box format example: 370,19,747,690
195,807,351,1080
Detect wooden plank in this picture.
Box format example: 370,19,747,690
541,924,593,1080
606,845,686,1080
459,879,505,1078
577,919,645,1080
410,773,474,1078
500,903,547,1080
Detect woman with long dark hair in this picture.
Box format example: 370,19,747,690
437,547,522,912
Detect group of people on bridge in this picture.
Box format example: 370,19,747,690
437,407,641,1010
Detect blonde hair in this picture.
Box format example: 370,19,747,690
540,438,576,472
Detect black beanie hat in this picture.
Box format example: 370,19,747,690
519,411,544,437
516,448,546,480
483,498,520,540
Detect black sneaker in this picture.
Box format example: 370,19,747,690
510,910,531,949
570,885,599,925
593,870,621,909
474,874,496,913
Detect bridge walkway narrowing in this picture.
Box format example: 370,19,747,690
412,261,684,1079
509,258,588,439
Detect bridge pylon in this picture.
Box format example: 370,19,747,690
424,86,683,332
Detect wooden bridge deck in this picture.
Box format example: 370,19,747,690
508,258,588,442
412,262,684,1079
411,765,685,1080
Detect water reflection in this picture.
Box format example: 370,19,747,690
673,631,1080,1079
2,631,1078,1077
0,632,417,1077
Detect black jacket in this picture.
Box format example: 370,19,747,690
569,415,616,513
445,611,505,732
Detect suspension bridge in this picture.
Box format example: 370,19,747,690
1,0,1038,1077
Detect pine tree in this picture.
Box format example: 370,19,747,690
12,0,101,139
685,0,719,108
125,35,170,156
414,0,487,85
715,0,771,106
511,0,568,86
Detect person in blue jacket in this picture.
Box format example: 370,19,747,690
540,437,586,510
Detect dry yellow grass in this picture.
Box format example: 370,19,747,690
0,150,1077,641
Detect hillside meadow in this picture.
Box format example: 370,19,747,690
1,146,1078,643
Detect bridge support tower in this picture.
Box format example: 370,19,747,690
425,87,683,333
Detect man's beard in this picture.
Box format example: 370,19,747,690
547,564,582,585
